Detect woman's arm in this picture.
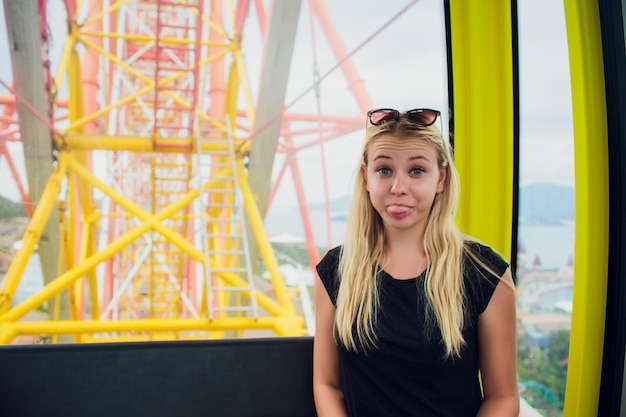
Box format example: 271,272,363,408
477,268,520,417
313,275,348,417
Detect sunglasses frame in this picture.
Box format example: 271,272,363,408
367,108,441,127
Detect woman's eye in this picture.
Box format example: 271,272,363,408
377,167,391,175
410,167,425,175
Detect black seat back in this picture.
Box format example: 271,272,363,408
0,336,316,417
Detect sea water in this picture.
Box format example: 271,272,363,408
264,207,576,271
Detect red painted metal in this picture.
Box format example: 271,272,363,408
253,0,268,40
235,0,251,36
309,0,374,113
152,0,201,149
282,125,322,267
0,86,30,217
0,0,402,321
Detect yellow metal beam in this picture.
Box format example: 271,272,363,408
53,34,77,103
79,30,229,48
232,46,257,129
447,0,514,259
58,134,243,152
67,42,101,322
237,157,296,315
82,160,295,315
0,326,17,345
65,156,293,317
0,0,307,344
0,156,67,312
562,1,609,416
81,0,133,28
0,315,306,344
65,33,234,133
9,317,304,335
0,151,295,324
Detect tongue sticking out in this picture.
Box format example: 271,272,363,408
387,205,411,218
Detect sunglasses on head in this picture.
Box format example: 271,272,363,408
367,108,441,127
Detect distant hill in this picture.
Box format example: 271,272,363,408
519,183,575,222
308,195,351,213
308,182,575,223
0,196,26,219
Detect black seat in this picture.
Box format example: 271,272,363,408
0,336,316,417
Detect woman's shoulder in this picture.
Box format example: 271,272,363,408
319,244,342,262
462,238,510,315
462,239,509,277
316,245,342,276
315,245,343,304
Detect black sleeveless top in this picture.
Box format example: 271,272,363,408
316,242,509,417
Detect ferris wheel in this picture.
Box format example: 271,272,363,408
0,0,416,342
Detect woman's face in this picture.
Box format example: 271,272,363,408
363,134,446,234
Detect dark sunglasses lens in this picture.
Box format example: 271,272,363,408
406,109,439,126
368,109,399,125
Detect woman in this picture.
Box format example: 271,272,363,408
313,108,519,416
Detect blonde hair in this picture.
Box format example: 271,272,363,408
335,116,470,358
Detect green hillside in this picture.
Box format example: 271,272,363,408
0,196,26,218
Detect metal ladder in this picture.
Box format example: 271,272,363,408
149,154,192,320
151,0,201,150
194,120,258,320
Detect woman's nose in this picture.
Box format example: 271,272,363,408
390,174,407,195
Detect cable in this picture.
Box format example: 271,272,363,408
240,0,420,146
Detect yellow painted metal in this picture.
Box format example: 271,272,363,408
0,151,298,328
237,157,297,315
53,35,77,102
81,0,132,28
62,72,180,133
447,0,514,259
67,43,101,321
562,1,609,415
5,316,304,337
233,47,257,129
205,5,230,39
148,151,191,323
80,30,228,48
86,213,101,320
65,33,234,133
58,134,242,152
63,156,291,316
222,4,256,131
75,216,91,316
78,334,222,343
72,227,86,318
58,201,79,342
0,327,17,345
1,1,308,344
63,178,80,326
225,61,241,135
0,156,67,313
78,34,232,107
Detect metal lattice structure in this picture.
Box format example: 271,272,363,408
0,0,373,344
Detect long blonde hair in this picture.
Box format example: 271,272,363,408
335,116,469,358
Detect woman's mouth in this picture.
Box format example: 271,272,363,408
386,204,412,219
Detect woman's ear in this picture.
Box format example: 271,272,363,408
436,166,447,193
362,164,369,192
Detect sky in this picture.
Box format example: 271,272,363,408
0,0,575,210
251,0,575,210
